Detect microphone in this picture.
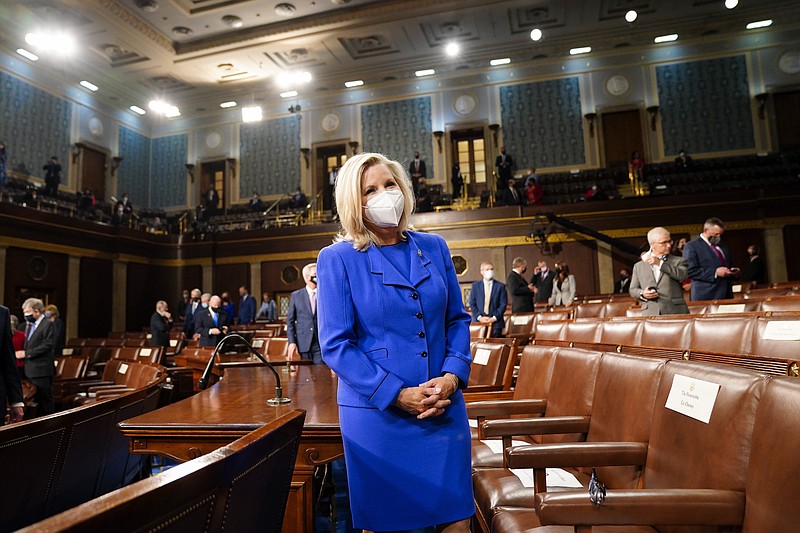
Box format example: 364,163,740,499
197,333,291,405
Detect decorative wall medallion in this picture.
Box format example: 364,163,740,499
605,75,630,96
206,131,222,149
778,51,800,74
321,113,340,133
281,265,300,285
451,254,468,276
454,94,477,116
88,116,104,137
27,256,48,281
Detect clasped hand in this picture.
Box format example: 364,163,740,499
396,376,457,420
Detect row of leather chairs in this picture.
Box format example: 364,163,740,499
467,345,799,532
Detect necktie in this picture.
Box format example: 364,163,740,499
710,244,726,265
511,188,518,202
310,289,317,315
483,282,491,314
24,322,32,347
212,312,218,327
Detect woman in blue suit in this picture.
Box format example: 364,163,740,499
317,153,473,532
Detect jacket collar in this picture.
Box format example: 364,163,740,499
367,232,431,289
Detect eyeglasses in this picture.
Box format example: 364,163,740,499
653,239,673,245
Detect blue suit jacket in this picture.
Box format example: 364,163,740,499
183,302,200,335
317,231,472,410
286,288,317,353
237,293,256,325
469,279,507,337
684,237,733,301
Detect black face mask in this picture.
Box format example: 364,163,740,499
310,276,317,285
521,268,527,274
211,306,220,312
222,297,230,302
193,297,200,302
24,313,36,323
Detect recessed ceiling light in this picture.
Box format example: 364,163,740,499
129,105,146,115
172,26,193,38
222,15,243,28
79,80,99,92
135,0,159,12
445,42,460,57
25,32,76,54
530,28,543,41
625,10,638,23
16,48,38,61
275,3,296,17
280,90,298,98
415,69,435,77
242,105,263,122
345,80,364,87
490,58,511,66
725,0,738,9
654,34,679,43
569,46,592,55
746,19,773,30
219,101,237,108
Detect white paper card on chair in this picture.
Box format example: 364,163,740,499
716,304,745,314
763,320,800,341
62,348,73,355
665,374,720,424
731,284,743,293
473,348,491,366
510,468,583,489
469,418,478,428
139,348,152,357
118,363,129,374
253,339,264,348
511,315,531,325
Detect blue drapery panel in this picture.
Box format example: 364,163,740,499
361,96,432,171
239,115,302,197
150,133,188,208
118,126,151,206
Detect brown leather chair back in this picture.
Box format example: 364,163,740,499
706,299,762,314
266,337,288,358
760,295,800,313
750,317,800,363
114,347,140,362
603,300,636,317
537,310,572,322
563,321,601,343
504,313,536,341
56,357,87,380
513,345,559,401
599,319,643,346
641,319,691,349
745,287,796,299
469,322,490,340
686,301,710,314
690,316,755,354
468,342,513,391
571,302,607,319
534,320,568,341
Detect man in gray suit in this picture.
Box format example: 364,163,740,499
287,263,322,364
629,227,689,316
22,298,55,416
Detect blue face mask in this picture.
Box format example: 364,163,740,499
201,302,209,308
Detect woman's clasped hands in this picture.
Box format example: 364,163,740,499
395,375,459,419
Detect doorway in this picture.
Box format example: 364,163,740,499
81,145,107,200
601,110,644,167
199,160,227,213
450,128,487,199
773,90,800,151
315,144,347,212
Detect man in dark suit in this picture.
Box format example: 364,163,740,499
506,257,535,312
287,263,322,364
468,262,508,337
629,227,689,315
740,244,766,285
183,288,202,338
614,268,631,294
1,305,25,425
196,295,229,347
149,300,173,347
532,260,555,304
408,151,426,198
497,177,524,206
495,147,513,190
21,298,55,416
237,286,256,325
683,217,738,301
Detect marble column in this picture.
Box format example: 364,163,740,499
763,226,788,284
596,241,614,294
66,255,80,340
112,258,127,332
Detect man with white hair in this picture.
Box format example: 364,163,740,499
196,295,229,347
629,227,689,315
287,262,322,364
150,300,173,347
21,297,55,415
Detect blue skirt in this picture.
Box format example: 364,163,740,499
339,392,475,531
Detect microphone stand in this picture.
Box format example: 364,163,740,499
197,333,291,405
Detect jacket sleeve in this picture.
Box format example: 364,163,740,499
468,283,479,321
493,284,508,323
629,263,645,301
563,275,577,304
684,242,716,283
26,320,54,360
435,235,472,385
317,246,405,410
661,256,688,283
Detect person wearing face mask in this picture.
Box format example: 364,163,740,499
287,263,322,364
177,288,190,321
532,260,555,303
192,292,211,341
196,295,229,347
629,227,689,315
149,300,173,347
21,298,55,416
683,217,738,301
506,257,536,312
469,262,507,337
316,153,473,533
183,288,202,338
740,244,766,285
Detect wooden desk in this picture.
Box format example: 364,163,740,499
120,365,342,533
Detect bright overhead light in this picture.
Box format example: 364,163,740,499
625,10,638,23
219,101,238,108
16,48,39,61
569,46,592,55
25,31,76,54
344,80,364,88
129,105,146,115
79,80,98,92
241,105,263,122
149,99,180,117
280,90,298,98
445,42,460,57
654,34,679,43
415,69,435,77
746,19,773,30
530,28,543,41
277,71,312,88
725,0,739,9
490,57,511,66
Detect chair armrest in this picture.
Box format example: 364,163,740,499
483,416,590,439
535,489,745,527
87,384,129,394
463,390,514,403
467,399,547,418
94,387,135,398
57,380,114,395
506,441,648,469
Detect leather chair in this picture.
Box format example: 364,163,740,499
640,319,691,350
690,316,755,354
759,295,800,312
468,342,515,393
570,303,607,319
562,321,601,343
750,316,800,364
505,313,537,345
532,321,568,343
603,300,637,317
599,319,643,346
470,322,491,340
705,298,762,314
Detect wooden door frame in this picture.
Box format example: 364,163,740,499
75,141,111,199
596,106,648,168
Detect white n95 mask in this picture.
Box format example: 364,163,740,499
363,189,405,228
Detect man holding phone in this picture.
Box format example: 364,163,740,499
629,227,689,315
683,217,738,301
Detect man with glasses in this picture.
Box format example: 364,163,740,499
629,227,689,315
683,217,738,301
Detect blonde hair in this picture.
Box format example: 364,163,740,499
334,152,415,251
45,304,60,317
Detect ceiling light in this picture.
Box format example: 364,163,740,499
129,105,146,115
25,32,76,54
654,34,679,43
569,46,592,55
277,71,312,88
490,58,511,66
222,15,243,28
445,42,460,57
242,105,263,122
135,0,159,12
530,28,543,42
415,69,435,77
275,3,296,17
746,19,773,30
219,101,237,108
79,80,99,92
164,107,181,118
344,80,364,88
280,90,298,98
725,0,738,9
149,100,180,117
625,10,638,23
16,48,39,61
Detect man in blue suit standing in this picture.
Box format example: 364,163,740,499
237,285,256,325
683,217,739,301
469,262,508,337
182,288,201,339
287,263,322,364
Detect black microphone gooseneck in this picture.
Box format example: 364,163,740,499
196,333,291,405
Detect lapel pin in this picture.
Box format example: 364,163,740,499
417,249,423,257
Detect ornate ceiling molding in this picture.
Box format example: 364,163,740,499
98,0,173,53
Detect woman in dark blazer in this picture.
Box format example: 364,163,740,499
317,153,473,532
